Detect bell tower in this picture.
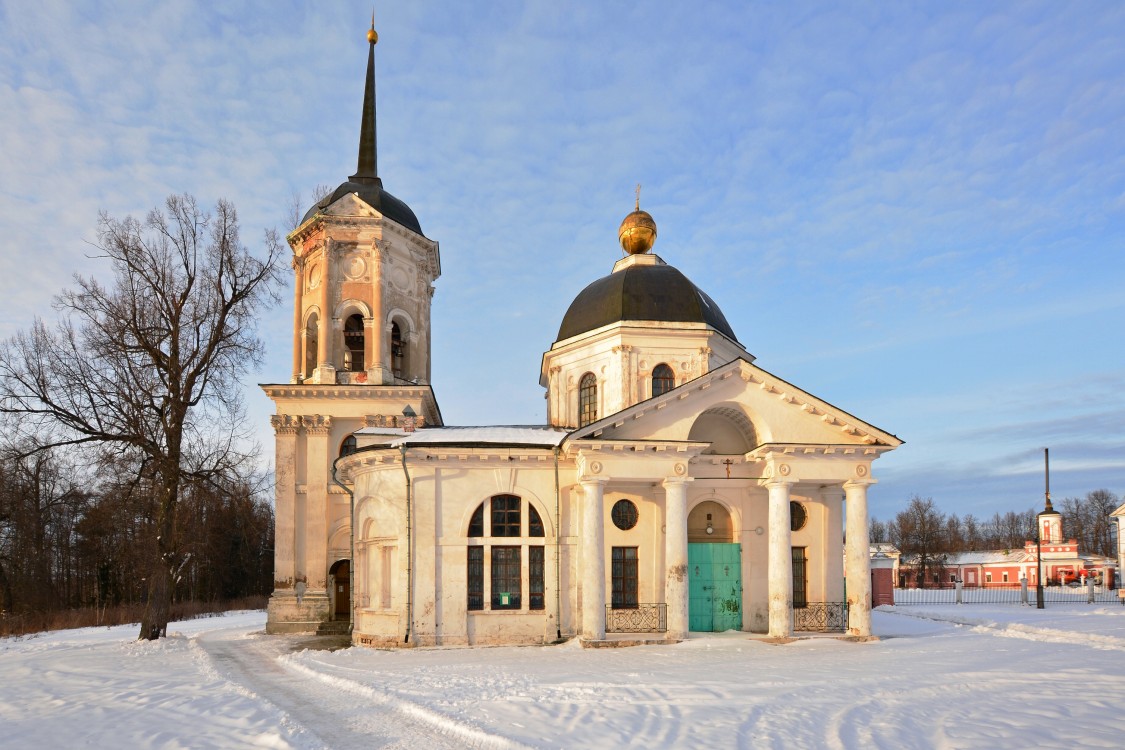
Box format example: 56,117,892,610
264,18,442,634
287,16,440,387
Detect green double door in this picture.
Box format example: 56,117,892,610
688,543,743,632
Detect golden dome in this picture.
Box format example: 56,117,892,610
618,187,657,254
367,12,378,44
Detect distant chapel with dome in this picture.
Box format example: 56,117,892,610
263,23,902,645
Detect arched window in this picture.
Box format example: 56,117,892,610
339,435,357,457
343,314,364,372
651,363,674,397
466,495,545,612
579,372,597,427
303,313,318,378
391,321,405,379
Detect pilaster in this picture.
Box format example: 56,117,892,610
303,415,332,598
822,485,845,601
270,415,301,588
290,258,304,383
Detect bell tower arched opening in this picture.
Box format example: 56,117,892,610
303,312,319,379
343,314,365,372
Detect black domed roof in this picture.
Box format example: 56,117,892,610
301,179,423,235
556,262,738,343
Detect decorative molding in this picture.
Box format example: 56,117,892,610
270,414,302,434
301,414,332,434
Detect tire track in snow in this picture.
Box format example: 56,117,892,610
196,627,523,749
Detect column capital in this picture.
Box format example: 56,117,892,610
662,475,694,490
271,414,302,435
578,475,609,489
301,414,332,435
760,476,797,489
843,478,876,491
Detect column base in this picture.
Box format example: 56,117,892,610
311,365,337,385
265,590,330,634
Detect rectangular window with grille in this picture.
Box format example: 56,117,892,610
491,494,521,537
529,546,545,610
792,546,808,608
467,546,484,611
611,547,638,609
491,546,521,609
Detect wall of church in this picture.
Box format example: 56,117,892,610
263,386,438,635
343,446,852,644
351,453,580,646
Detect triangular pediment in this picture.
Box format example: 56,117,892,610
323,192,382,218
568,358,901,452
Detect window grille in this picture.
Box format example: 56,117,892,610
611,547,639,609
579,373,597,427
491,546,521,610
651,363,674,397
491,494,521,537
529,546,545,610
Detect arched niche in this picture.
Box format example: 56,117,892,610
357,498,402,540
688,500,735,543
687,405,759,455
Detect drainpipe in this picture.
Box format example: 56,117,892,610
553,446,563,641
330,454,355,637
400,445,413,643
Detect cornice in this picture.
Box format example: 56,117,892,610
260,383,435,401
749,443,891,458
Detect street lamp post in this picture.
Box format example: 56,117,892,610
1035,448,1050,610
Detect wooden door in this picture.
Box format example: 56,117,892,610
334,560,350,617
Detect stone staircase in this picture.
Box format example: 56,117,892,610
315,619,351,636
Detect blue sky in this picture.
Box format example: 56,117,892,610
2,1,1123,523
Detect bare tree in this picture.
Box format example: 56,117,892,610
962,514,982,551
0,195,282,639
894,496,947,587
286,184,334,231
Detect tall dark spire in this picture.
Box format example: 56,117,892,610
350,16,381,186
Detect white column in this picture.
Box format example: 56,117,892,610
663,476,692,639
845,480,874,637
580,477,607,640
766,478,794,638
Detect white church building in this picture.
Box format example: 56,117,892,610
263,23,902,646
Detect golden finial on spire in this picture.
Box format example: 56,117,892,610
618,184,657,255
367,9,379,44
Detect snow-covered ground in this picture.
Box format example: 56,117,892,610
3,605,1124,749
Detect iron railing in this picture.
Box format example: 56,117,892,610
793,602,848,632
605,604,668,633
895,583,1121,606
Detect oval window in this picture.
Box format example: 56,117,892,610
611,499,639,531
790,501,807,532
